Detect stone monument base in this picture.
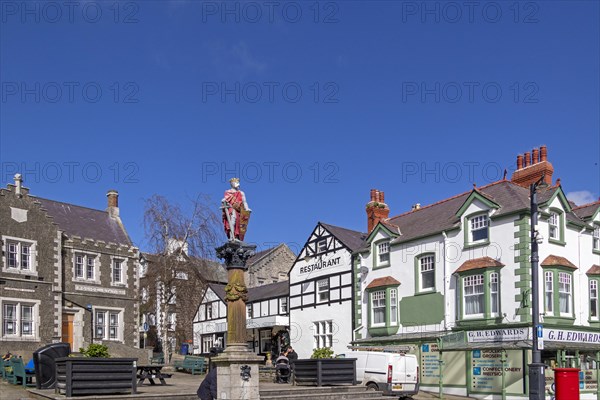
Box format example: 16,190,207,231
213,344,264,400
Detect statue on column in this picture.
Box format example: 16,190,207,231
221,178,251,241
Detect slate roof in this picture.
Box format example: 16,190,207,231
248,281,289,302
541,255,578,269
385,180,585,245
573,200,600,220
455,257,505,273
247,243,289,266
35,196,132,245
207,283,227,302
320,222,367,252
206,281,288,304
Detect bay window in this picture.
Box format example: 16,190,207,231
464,275,484,317
372,290,386,325
590,280,598,320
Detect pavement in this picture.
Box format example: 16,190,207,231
0,372,473,400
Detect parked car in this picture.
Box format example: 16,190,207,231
338,351,419,398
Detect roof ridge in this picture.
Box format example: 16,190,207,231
573,199,600,210
319,221,366,235
34,195,108,214
388,189,472,220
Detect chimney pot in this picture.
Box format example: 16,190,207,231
540,145,548,162
524,151,531,167
14,173,23,197
370,189,376,202
532,148,539,164
107,190,119,218
380,191,385,203
366,189,390,232
516,155,523,170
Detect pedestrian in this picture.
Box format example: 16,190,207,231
197,348,219,400
286,347,298,362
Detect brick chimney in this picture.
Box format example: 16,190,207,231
510,145,553,188
106,190,119,218
366,189,390,232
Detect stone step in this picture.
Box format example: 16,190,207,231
260,386,397,400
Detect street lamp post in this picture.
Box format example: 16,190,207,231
529,175,547,400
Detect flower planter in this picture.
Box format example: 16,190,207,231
293,358,356,386
54,357,137,397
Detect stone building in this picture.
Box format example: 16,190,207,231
0,175,139,355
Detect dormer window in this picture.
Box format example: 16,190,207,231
376,241,390,267
549,212,559,239
470,214,489,242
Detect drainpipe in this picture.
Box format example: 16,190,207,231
501,349,507,400
442,231,450,330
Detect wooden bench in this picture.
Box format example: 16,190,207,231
8,357,35,387
173,355,205,375
150,352,164,364
2,358,12,381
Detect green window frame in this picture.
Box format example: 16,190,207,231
366,284,400,335
373,239,391,269
589,279,598,322
593,225,600,254
543,267,575,322
547,208,566,246
463,212,490,248
414,253,436,293
457,269,501,322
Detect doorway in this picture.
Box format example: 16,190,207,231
62,313,74,351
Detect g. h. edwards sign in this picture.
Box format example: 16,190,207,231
299,256,341,274
467,328,528,343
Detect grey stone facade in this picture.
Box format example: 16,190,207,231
246,243,296,288
0,176,139,357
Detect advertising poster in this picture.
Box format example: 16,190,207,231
470,349,524,394
420,343,466,387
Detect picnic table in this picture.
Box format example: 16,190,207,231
137,364,170,386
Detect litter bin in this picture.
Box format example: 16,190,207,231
180,343,189,355
553,368,580,400
32,343,71,389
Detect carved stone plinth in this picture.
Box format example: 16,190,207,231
213,344,263,400
215,240,261,400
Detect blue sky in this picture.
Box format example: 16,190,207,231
1,0,599,255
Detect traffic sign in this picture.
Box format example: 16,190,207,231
143,322,149,332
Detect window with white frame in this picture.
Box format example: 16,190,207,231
470,215,489,243
490,272,499,315
377,242,390,264
260,330,272,353
74,253,96,281
280,298,288,314
202,335,214,353
317,279,329,302
371,290,386,325
206,303,213,320
590,280,598,319
4,238,36,272
2,301,36,338
559,272,572,314
317,239,327,253
593,226,600,251
112,259,123,284
389,289,398,324
463,275,484,316
313,320,333,349
95,309,121,341
419,255,435,291
545,272,554,313
549,212,559,240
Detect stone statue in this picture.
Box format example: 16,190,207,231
221,178,251,241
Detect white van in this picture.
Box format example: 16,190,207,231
339,351,419,398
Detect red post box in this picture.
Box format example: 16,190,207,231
553,368,580,400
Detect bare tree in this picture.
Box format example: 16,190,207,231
142,194,223,362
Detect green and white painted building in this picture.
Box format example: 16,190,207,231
352,146,600,399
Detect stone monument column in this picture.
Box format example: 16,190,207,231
214,237,263,399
